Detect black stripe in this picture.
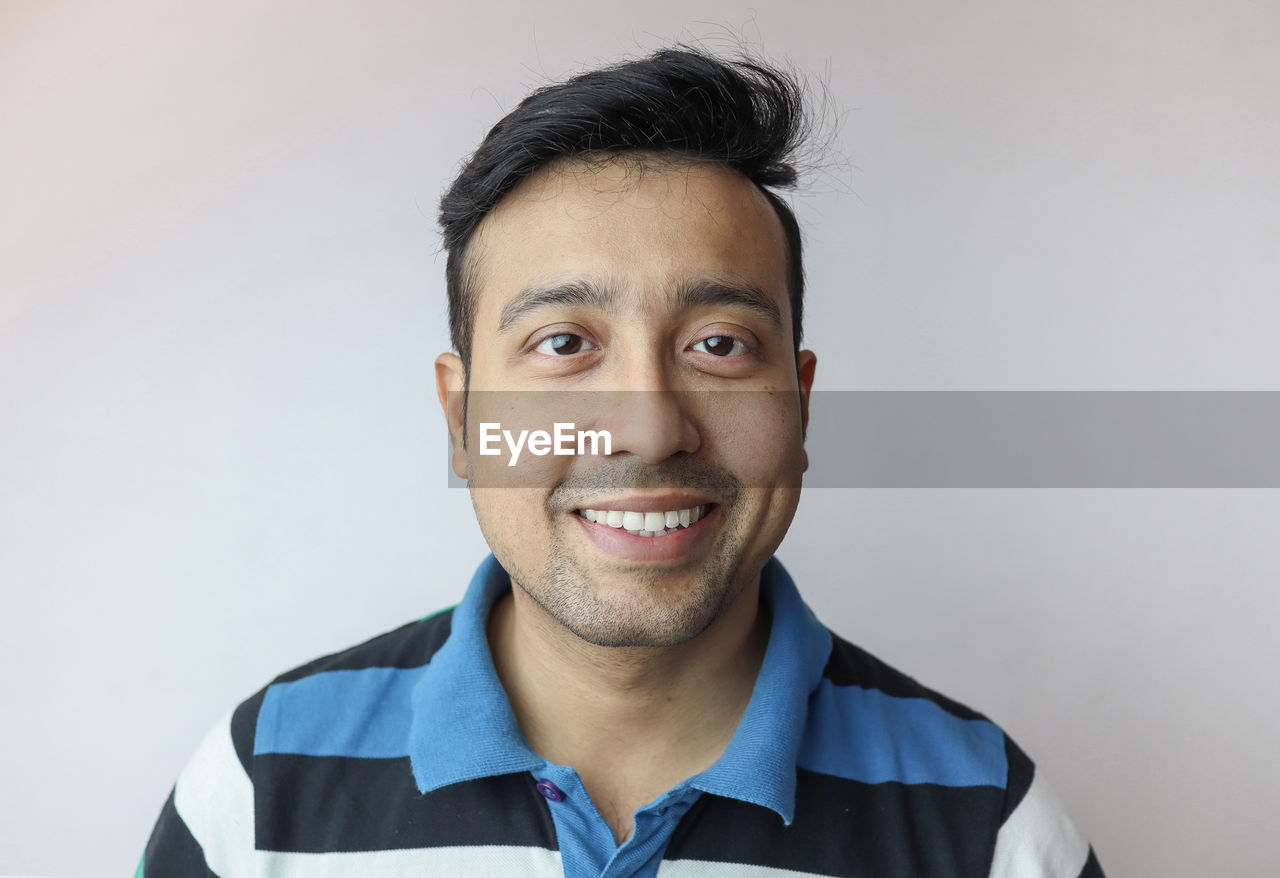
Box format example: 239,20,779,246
822,632,988,722
272,609,454,684
1078,847,1107,878
1000,735,1036,824
231,686,267,776
254,754,558,853
665,768,1002,877
143,789,217,877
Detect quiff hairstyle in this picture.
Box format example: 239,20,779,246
438,46,811,371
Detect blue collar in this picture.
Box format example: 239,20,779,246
409,554,833,824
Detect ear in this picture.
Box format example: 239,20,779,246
435,352,469,479
796,349,817,472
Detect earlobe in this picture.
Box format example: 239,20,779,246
434,353,469,479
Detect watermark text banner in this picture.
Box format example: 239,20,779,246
445,391,1280,488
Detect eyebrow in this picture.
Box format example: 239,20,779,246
673,279,783,330
497,277,783,333
497,280,618,333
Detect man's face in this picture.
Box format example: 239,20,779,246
436,154,817,647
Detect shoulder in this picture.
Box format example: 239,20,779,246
142,610,458,876
799,631,1103,878
804,629,1010,785
819,630,988,718
236,608,457,767
268,605,457,685
193,607,460,774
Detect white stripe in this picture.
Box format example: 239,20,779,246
658,860,827,878
989,769,1090,878
173,709,256,878
254,846,563,877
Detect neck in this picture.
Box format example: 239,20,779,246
487,571,771,779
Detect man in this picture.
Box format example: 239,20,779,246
141,47,1105,877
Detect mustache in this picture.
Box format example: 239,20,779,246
549,456,743,511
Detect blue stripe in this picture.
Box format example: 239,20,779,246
254,666,421,758
798,680,1007,788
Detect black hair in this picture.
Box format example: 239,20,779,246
438,46,811,371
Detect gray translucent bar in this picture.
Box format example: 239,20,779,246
802,391,1280,487
445,391,1280,488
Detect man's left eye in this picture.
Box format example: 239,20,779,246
691,335,745,357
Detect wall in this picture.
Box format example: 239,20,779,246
2,1,1277,874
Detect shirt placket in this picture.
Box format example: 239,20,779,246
531,765,702,878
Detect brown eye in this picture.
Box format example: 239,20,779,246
534,333,595,356
692,335,743,357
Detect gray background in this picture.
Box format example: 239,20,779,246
2,1,1277,875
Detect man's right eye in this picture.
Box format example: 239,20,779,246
534,333,596,356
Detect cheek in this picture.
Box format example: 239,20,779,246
464,391,579,491
705,393,807,488
469,487,553,560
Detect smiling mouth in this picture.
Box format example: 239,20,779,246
576,503,716,538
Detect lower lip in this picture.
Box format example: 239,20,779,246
574,506,720,563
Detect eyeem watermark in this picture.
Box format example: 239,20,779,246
450,391,1280,487
479,422,612,466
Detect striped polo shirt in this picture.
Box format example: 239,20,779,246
140,555,1104,877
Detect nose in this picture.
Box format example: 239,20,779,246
594,361,701,465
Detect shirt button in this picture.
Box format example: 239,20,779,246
535,779,565,802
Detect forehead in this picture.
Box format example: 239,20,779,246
466,154,789,327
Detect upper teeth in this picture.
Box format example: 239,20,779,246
580,505,707,535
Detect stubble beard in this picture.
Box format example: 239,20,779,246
479,452,755,647
516,536,746,648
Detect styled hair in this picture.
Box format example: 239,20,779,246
438,46,811,370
